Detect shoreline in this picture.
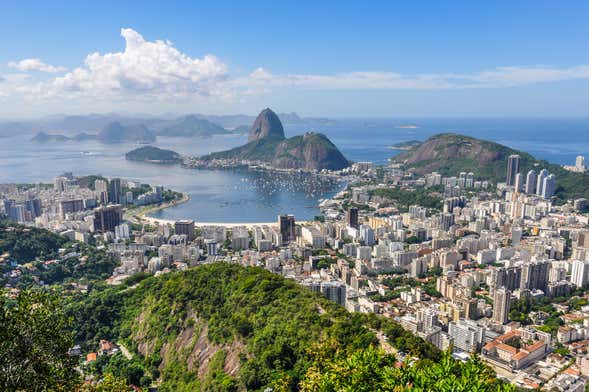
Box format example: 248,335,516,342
125,192,191,223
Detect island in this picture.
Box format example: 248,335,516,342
125,145,182,164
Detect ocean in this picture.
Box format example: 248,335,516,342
0,117,587,222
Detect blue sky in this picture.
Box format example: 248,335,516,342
1,1,589,118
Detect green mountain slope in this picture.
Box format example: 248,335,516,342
67,263,512,391
393,133,589,201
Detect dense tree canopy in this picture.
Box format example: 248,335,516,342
0,290,79,391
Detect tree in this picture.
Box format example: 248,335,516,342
0,290,79,391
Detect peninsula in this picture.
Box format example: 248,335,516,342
192,108,350,171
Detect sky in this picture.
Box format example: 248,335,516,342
1,0,589,118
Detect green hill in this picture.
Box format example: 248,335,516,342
393,133,589,202
125,146,182,163
66,263,512,391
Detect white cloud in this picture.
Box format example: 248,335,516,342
4,28,589,112
8,58,67,73
239,65,589,91
42,28,229,100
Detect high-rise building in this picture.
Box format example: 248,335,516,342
205,239,218,256
520,260,550,292
493,287,511,324
108,178,122,205
303,281,347,306
541,174,556,199
572,260,589,288
536,169,549,196
278,214,296,245
95,179,109,204
576,155,586,171
175,220,196,241
448,319,485,353
359,224,375,246
347,207,359,229
93,205,122,232
59,199,85,218
524,170,537,194
514,173,524,192
506,154,520,186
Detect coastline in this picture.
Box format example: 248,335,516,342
128,193,297,228
125,192,191,223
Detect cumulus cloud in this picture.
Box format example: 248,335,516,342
8,58,67,73
42,28,229,100
5,27,589,109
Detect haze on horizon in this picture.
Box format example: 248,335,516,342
1,1,589,119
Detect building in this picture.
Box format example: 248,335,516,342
448,319,485,353
93,205,122,233
576,155,586,172
301,226,326,249
95,179,109,203
347,207,359,229
514,172,524,192
525,170,537,194
205,239,218,256
536,169,549,196
359,224,375,246
541,174,556,199
175,220,196,241
303,280,346,306
278,214,296,245
493,287,511,324
572,260,589,288
482,328,549,370
59,199,85,218
506,154,520,186
108,178,122,204
520,260,550,292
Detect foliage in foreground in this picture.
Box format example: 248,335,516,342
0,290,79,391
299,342,514,392
64,263,513,391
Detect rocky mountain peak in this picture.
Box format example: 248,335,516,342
248,108,285,142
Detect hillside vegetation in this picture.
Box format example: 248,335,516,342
66,263,513,391
393,133,589,201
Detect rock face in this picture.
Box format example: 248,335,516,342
202,108,349,170
247,108,285,142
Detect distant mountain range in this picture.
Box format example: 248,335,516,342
201,108,349,171
2,111,329,138
392,133,589,201
19,111,329,144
